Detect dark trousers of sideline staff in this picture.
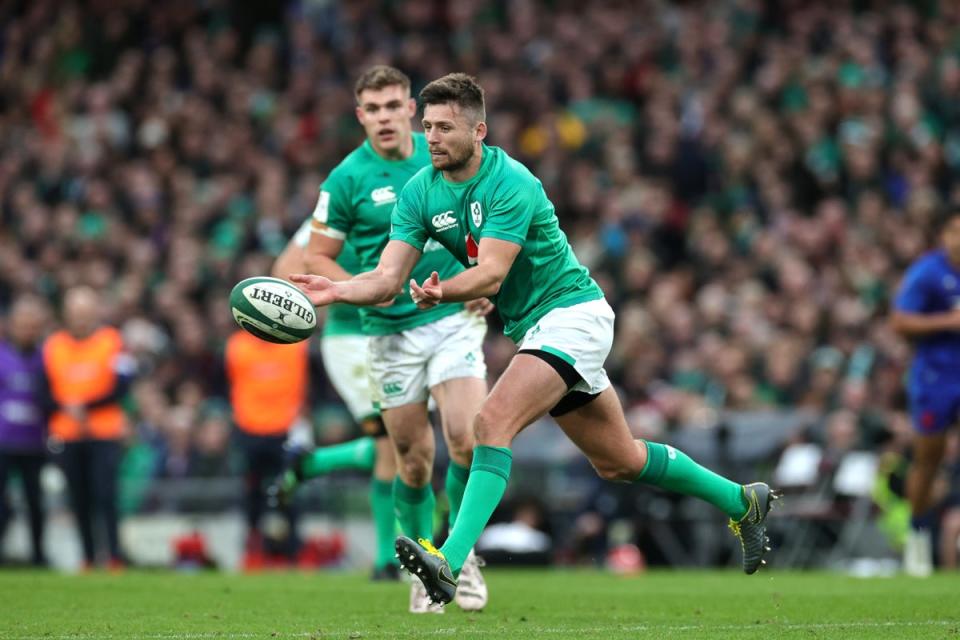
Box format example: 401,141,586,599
57,439,123,566
0,450,46,565
235,430,300,560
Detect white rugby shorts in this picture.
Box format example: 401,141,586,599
368,310,488,409
320,334,377,422
517,298,615,395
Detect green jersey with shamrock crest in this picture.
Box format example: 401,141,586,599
390,144,603,342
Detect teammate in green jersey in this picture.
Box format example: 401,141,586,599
271,219,400,582
297,67,490,613
289,73,779,607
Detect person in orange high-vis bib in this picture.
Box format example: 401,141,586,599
224,329,308,569
44,287,136,570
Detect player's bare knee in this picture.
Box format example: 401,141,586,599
391,434,414,458
445,427,475,461
473,407,513,447
594,460,642,483
398,455,430,487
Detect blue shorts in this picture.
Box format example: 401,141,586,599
909,383,960,434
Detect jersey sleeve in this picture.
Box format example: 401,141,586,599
481,177,538,245
895,260,932,313
389,179,427,251
311,169,353,240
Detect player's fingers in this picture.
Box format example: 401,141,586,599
289,273,309,283
409,278,424,300
465,298,488,314
430,271,440,285
476,300,494,316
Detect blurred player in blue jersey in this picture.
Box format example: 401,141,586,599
892,210,960,576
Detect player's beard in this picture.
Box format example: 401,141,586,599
435,138,475,173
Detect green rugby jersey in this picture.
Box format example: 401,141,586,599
390,144,603,343
315,132,464,335
292,217,363,337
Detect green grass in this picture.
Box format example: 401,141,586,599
0,569,958,639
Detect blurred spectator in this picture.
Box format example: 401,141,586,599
476,497,552,566
0,0,956,495
0,295,52,566
44,286,136,569
224,329,308,568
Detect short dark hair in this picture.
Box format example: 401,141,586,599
419,73,486,123
354,66,411,100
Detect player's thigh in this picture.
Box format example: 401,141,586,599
553,386,645,482
381,401,433,459
431,376,487,464
425,310,489,446
908,384,954,466
913,431,948,468
475,353,569,446
320,335,378,424
431,376,487,438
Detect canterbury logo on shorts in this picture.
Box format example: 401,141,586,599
382,382,404,395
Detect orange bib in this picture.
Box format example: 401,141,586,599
44,327,128,441
225,331,308,436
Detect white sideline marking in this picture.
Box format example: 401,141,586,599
6,619,958,639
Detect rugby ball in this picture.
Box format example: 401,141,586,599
229,276,317,344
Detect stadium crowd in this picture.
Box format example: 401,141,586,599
2,0,960,560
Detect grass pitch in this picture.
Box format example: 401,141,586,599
0,569,957,639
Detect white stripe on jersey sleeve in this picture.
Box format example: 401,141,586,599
292,218,312,248
310,221,346,240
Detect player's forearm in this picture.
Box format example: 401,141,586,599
890,311,959,336
438,267,502,302
332,270,402,305
305,251,353,282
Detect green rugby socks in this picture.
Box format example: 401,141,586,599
394,477,436,542
370,478,398,568
445,461,470,528
301,436,376,477
440,446,512,574
636,441,749,520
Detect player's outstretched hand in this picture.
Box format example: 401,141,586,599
289,273,338,307
465,297,495,316
410,271,442,309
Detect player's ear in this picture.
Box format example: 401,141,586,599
406,97,417,118
475,121,487,143
355,104,365,125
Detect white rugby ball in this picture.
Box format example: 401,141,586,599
229,276,317,343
